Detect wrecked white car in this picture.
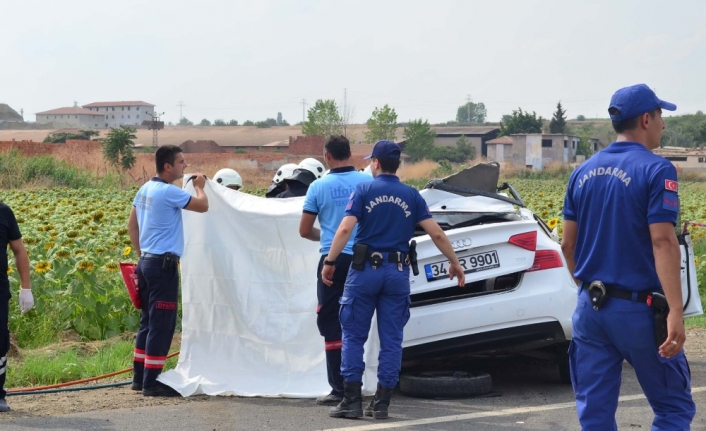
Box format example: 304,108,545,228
399,163,703,388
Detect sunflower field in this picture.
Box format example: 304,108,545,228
3,180,706,347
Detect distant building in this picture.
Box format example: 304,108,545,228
486,133,603,170
654,146,706,171
82,101,155,128
35,107,106,128
397,126,500,158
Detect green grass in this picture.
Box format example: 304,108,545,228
0,150,122,189
6,339,179,388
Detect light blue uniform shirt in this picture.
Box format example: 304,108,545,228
303,167,372,255
133,178,192,257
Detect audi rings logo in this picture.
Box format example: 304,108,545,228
451,238,472,250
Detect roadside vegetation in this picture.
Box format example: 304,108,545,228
1,151,705,388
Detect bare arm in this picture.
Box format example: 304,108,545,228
299,213,320,242
649,222,685,357
418,218,460,265
561,220,579,285
127,206,141,257
418,218,465,287
184,186,209,213
9,238,30,289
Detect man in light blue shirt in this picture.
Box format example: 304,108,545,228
300,135,371,405
127,145,209,397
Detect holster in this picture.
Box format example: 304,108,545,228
409,240,419,276
352,243,368,271
649,292,669,347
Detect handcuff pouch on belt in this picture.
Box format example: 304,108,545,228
588,280,608,310
352,243,368,271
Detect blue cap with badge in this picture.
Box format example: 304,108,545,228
364,140,401,160
608,84,676,121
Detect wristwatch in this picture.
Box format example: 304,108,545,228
323,259,336,266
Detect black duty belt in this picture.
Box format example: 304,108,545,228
582,281,663,310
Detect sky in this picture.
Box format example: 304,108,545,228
2,0,706,125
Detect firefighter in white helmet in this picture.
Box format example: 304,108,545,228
266,163,298,198
213,168,243,191
275,158,326,198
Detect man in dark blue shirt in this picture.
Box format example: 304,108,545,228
562,84,695,430
322,140,465,419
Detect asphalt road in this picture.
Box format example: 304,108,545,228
3,356,705,431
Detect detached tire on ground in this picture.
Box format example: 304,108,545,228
399,371,492,398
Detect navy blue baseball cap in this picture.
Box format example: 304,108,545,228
364,140,401,160
608,84,676,121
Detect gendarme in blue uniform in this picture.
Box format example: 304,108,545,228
339,141,431,390
303,166,372,399
563,84,695,430
563,141,679,291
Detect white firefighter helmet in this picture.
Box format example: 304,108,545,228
298,158,326,180
272,163,298,184
214,168,243,189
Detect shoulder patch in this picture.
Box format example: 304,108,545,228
665,179,678,192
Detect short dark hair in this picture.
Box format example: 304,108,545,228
155,145,183,173
376,157,400,173
324,135,351,161
610,108,657,134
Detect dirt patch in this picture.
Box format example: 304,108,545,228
0,384,212,419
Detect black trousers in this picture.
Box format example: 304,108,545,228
133,257,179,389
316,254,352,397
0,288,9,399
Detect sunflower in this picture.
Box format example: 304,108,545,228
55,248,71,259
117,228,128,236
77,259,95,272
66,231,79,238
74,249,86,257
105,262,119,272
35,261,51,273
547,218,559,229
123,246,132,256
44,242,56,250
7,266,13,275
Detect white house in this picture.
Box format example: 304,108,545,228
82,101,155,128
35,107,106,128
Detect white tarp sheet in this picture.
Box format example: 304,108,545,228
159,180,379,397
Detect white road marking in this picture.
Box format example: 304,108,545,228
323,386,706,431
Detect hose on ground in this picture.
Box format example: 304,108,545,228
6,351,180,394
7,381,132,396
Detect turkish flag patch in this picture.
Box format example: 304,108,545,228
665,179,678,192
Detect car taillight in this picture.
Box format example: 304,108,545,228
526,250,563,272
508,231,537,251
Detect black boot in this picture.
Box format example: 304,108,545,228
363,384,394,419
329,381,363,418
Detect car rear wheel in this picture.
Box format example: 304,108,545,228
399,371,492,398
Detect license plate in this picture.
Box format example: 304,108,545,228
424,250,500,281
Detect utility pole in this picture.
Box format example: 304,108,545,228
176,101,186,121
301,99,307,124
466,94,472,124
343,88,348,136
